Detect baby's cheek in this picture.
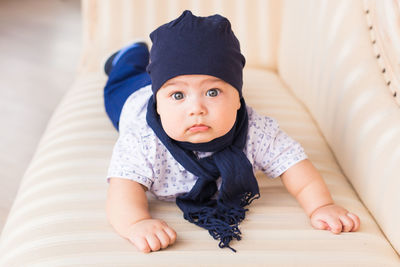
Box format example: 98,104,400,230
161,118,185,141
218,112,237,135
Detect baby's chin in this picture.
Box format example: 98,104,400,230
175,136,216,144
169,126,237,144
170,132,223,144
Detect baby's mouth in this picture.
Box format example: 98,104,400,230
188,124,210,132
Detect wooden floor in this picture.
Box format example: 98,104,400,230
0,0,81,231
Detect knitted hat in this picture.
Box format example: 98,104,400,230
147,10,246,97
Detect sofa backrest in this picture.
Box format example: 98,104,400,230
80,0,282,74
277,0,400,254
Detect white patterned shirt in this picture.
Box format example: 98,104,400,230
107,85,307,201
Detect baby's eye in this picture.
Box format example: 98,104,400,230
172,92,184,100
206,88,220,97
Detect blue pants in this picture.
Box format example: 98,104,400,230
103,44,152,130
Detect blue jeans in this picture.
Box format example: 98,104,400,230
103,43,152,130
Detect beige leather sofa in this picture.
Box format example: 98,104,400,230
0,0,399,266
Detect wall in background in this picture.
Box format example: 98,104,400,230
0,0,82,231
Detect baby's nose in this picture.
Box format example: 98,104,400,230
188,98,207,116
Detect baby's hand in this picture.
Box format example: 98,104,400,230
127,219,177,253
310,204,360,234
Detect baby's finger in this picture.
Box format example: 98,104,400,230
347,212,361,232
339,214,354,232
311,219,329,231
325,217,342,234
156,230,172,249
146,234,161,252
131,236,151,253
163,226,177,244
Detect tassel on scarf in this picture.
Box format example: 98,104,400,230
185,204,246,252
178,191,259,252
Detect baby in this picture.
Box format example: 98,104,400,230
104,10,360,253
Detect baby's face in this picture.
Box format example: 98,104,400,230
156,74,241,143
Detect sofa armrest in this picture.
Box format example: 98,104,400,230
278,0,400,254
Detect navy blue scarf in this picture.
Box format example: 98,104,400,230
146,97,260,252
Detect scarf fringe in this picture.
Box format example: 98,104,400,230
185,203,250,252
240,192,260,207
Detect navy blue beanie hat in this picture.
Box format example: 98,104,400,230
147,10,246,97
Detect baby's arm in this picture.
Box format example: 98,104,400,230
281,159,360,234
106,178,177,252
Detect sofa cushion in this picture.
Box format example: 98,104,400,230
0,68,398,266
